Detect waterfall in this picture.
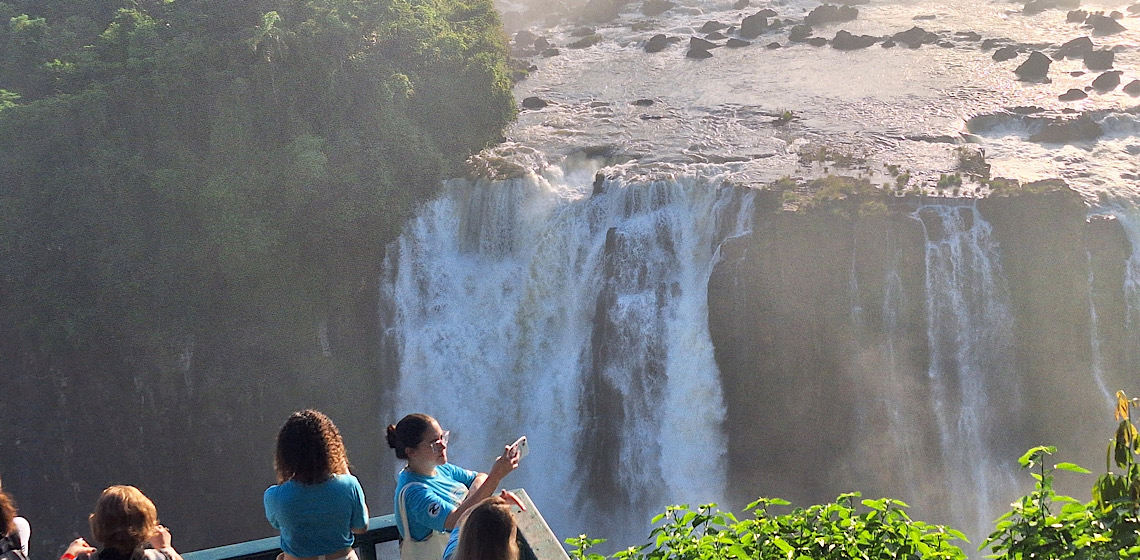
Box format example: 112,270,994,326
1085,250,1113,403
912,201,1019,541
383,161,755,544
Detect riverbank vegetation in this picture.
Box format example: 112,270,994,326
570,391,1140,560
0,0,516,362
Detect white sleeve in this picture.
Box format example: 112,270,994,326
13,517,30,555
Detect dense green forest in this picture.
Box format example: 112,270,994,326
0,0,515,361
0,0,516,551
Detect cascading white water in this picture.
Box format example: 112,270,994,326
912,202,1019,541
1112,210,1140,371
1085,250,1113,403
384,159,754,544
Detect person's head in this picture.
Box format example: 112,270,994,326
89,485,158,553
454,497,518,560
0,477,16,537
274,409,350,484
386,413,448,465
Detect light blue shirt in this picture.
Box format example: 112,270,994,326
264,473,369,557
394,463,478,560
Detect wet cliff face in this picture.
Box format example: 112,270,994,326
708,188,1129,532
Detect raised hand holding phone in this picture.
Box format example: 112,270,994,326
511,436,529,460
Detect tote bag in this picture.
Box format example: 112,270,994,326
398,483,448,560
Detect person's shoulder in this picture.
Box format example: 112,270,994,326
331,473,363,488
439,463,475,479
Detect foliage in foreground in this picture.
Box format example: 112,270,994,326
569,391,1140,560
568,494,968,560
983,390,1140,560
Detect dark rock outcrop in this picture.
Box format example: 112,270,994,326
1053,36,1094,59
804,4,858,26
1067,9,1088,22
891,26,939,48
1123,80,1140,96
1086,13,1127,34
700,20,728,32
1058,88,1088,101
1029,114,1103,142
521,96,548,109
726,38,751,48
705,31,727,40
686,46,713,58
739,13,769,38
1014,51,1052,81
993,46,1020,62
641,0,675,16
1091,70,1123,91
831,30,878,50
644,33,677,52
733,0,749,9
1084,49,1114,70
788,24,812,42
568,34,603,48
806,36,829,46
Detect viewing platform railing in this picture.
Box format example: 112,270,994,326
182,490,566,560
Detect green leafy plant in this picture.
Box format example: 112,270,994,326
571,494,967,560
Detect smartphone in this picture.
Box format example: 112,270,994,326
511,436,529,460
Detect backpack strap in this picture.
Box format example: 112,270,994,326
398,482,429,542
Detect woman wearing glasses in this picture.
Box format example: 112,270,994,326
386,414,519,560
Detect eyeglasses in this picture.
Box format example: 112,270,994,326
425,430,450,453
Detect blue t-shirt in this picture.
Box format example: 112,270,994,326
394,464,478,560
264,473,369,557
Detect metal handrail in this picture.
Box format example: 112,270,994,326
182,514,399,560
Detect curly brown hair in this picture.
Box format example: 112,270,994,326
454,497,518,560
89,485,158,553
274,409,350,484
0,486,17,537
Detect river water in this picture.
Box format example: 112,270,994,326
385,0,1140,552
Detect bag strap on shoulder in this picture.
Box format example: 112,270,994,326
398,482,429,542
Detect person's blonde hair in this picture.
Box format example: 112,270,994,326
89,485,159,553
454,497,518,560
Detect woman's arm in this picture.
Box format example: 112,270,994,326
442,446,519,529
149,526,186,560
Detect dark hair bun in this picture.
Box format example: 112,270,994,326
385,424,402,449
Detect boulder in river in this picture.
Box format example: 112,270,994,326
1123,80,1140,96
644,33,675,52
788,24,812,42
1085,13,1127,35
686,46,713,58
1058,88,1088,101
521,96,548,109
1066,9,1088,22
806,36,828,46
993,46,1020,62
804,4,858,26
1023,0,1080,15
1053,36,1093,59
689,36,720,50
1014,51,1052,81
891,26,938,48
831,30,878,50
1029,114,1103,143
568,34,603,48
738,13,768,38
700,20,728,32
756,8,777,17
641,0,675,16
1091,70,1123,91
1083,49,1114,71
732,0,749,9
705,31,727,40
766,41,781,49
726,38,751,48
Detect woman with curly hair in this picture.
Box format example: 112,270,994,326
264,410,368,560
0,475,31,559
386,413,519,560
69,485,183,560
